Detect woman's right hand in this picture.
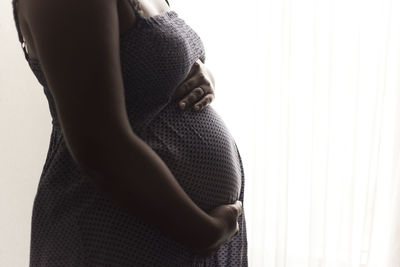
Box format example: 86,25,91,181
194,200,243,257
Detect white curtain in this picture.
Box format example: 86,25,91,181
240,0,400,266
179,0,400,266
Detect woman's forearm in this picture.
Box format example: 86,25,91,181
78,128,220,252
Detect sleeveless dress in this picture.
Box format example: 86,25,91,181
12,0,248,266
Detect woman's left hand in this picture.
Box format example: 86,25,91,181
169,59,215,111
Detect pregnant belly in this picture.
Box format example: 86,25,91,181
142,104,242,211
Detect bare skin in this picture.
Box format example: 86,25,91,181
15,0,242,257
171,59,216,111
15,0,170,61
16,0,216,110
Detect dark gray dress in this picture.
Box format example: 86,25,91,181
12,0,248,265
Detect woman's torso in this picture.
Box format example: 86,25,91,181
15,0,242,210
13,0,170,61
12,0,245,265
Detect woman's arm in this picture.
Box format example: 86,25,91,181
25,0,219,251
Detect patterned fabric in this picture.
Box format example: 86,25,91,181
12,0,248,266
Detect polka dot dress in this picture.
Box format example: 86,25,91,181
12,0,248,265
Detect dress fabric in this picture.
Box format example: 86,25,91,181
12,0,248,266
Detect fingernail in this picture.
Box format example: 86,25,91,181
194,105,200,110
180,102,186,109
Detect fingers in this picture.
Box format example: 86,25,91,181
225,221,240,245
179,86,214,111
177,73,213,110
192,93,215,111
234,200,243,217
231,204,241,239
180,72,209,97
179,87,205,110
226,201,242,236
233,222,239,237
170,60,216,110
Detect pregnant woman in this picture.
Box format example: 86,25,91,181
12,0,247,265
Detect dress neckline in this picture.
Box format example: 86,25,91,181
27,10,179,65
120,10,178,41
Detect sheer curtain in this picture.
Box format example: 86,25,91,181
250,0,400,266
177,0,400,266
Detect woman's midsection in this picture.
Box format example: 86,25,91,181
143,104,242,211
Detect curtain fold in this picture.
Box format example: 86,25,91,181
246,0,400,265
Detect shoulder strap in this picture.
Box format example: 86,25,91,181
126,0,141,18
11,0,30,61
126,0,170,20
12,0,171,62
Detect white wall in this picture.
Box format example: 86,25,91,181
1,1,54,266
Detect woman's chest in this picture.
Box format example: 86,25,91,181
119,10,206,111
